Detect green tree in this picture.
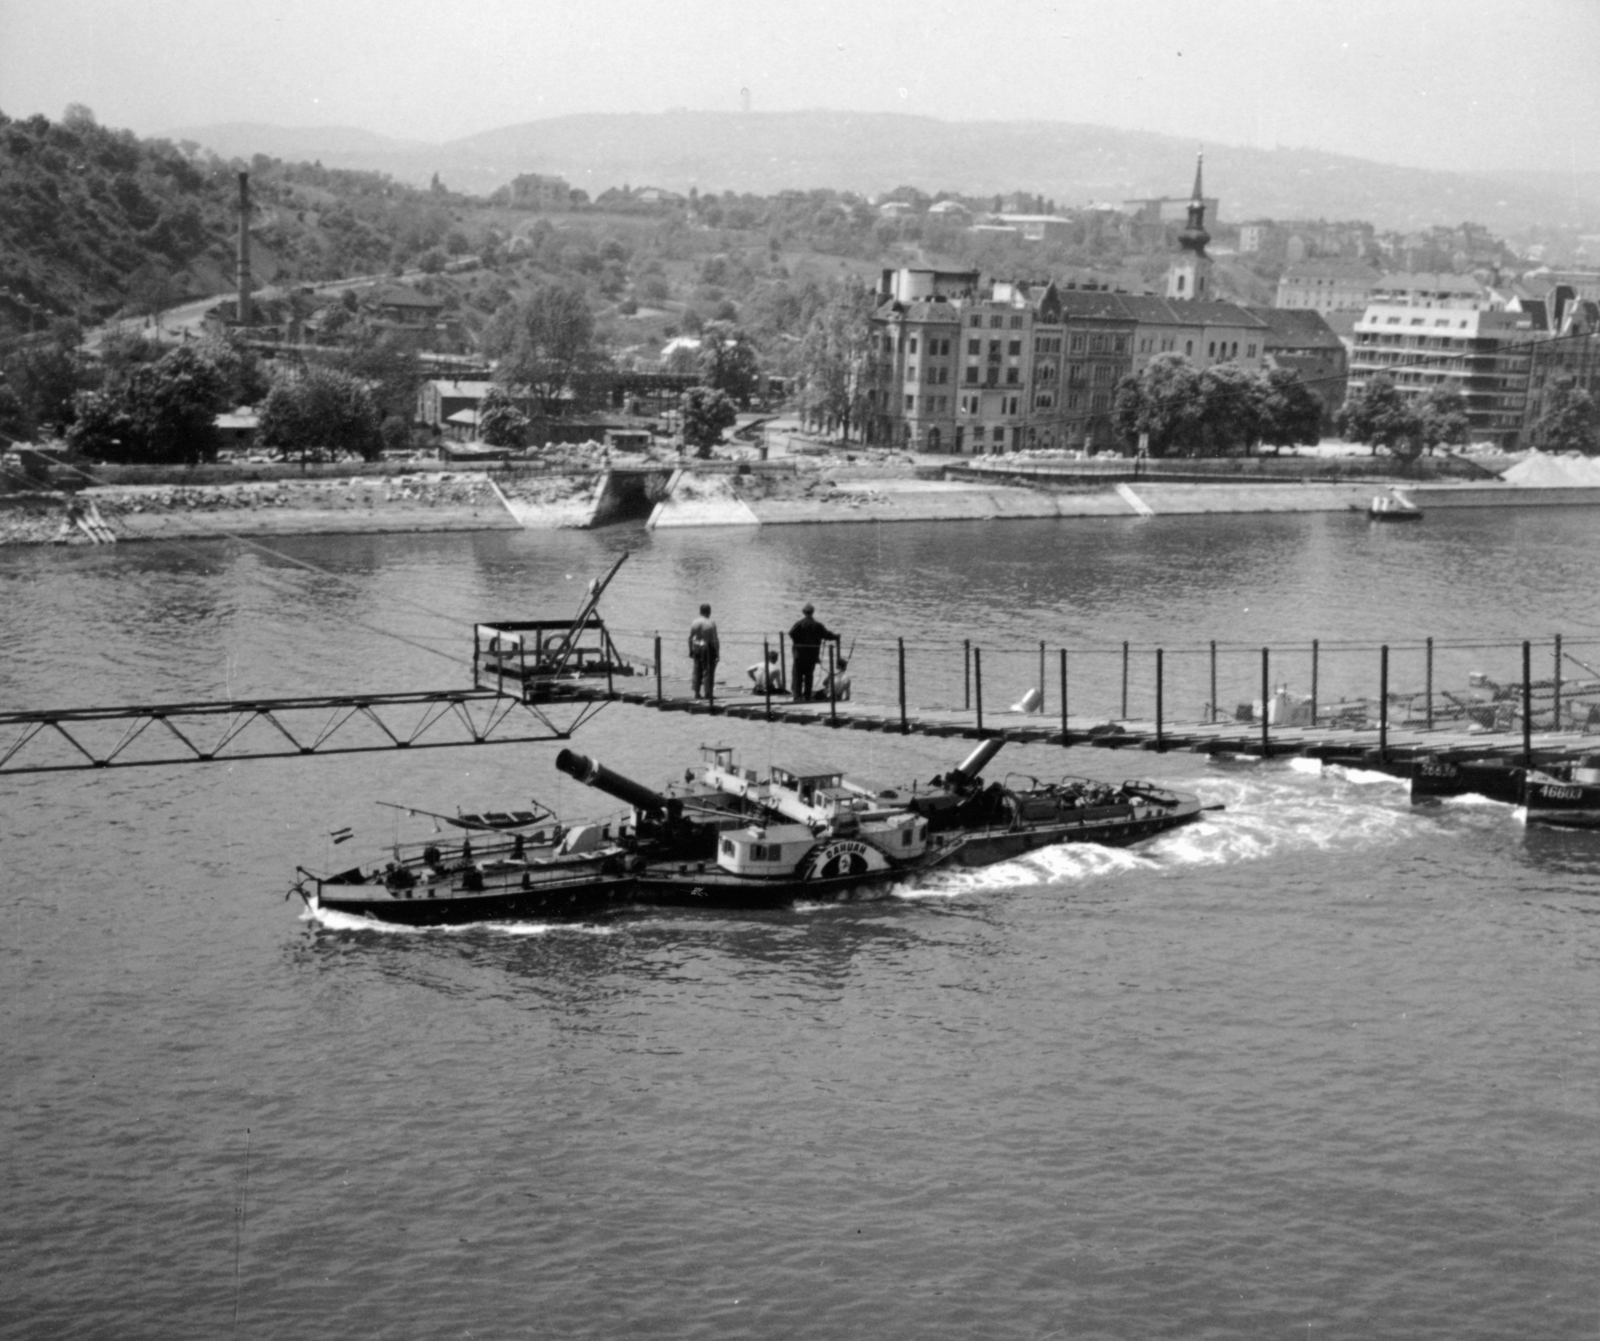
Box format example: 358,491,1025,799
1194,363,1266,456
1531,376,1600,454
1417,385,1469,454
67,346,227,464
697,322,761,407
680,385,737,457
321,338,420,424
380,414,413,456
482,280,606,413
259,366,383,463
1336,375,1424,461
126,260,177,331
795,282,879,441
1257,367,1324,452
478,385,529,448
2,322,85,435
0,380,33,440
662,343,700,376
1112,353,1203,456
194,335,270,408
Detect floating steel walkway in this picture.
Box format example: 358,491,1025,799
546,651,1600,783
0,689,604,776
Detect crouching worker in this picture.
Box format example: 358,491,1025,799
820,657,852,701
748,649,785,694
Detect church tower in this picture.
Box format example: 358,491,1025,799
1165,152,1212,301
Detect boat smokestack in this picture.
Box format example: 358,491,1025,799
949,738,1004,786
236,171,252,326
555,748,670,816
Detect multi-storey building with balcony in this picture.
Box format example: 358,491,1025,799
1347,303,1541,448
1368,272,1489,310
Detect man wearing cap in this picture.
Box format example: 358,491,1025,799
788,602,840,701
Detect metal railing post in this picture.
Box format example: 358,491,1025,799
1121,641,1129,719
1523,640,1533,766
1311,638,1319,727
1425,636,1433,731
1379,644,1389,765
1261,646,1270,757
764,637,773,722
964,639,971,712
898,637,907,735
1156,648,1164,752
655,634,663,703
1209,639,1217,724
1039,640,1046,712
473,624,481,690
974,647,984,736
1060,648,1068,747
1555,633,1563,730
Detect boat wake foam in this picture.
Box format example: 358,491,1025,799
906,843,1154,899
904,765,1429,897
301,904,615,937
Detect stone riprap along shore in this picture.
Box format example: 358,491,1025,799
4,449,1595,545
0,471,606,544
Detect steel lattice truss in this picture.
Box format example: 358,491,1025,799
0,688,608,776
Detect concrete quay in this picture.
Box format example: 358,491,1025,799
644,469,1600,529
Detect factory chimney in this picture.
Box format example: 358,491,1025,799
236,172,252,326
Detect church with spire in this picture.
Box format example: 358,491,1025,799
1166,153,1212,301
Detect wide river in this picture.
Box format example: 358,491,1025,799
4,505,1600,1339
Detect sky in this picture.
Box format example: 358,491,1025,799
2,0,1597,174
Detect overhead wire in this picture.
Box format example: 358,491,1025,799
13,454,489,670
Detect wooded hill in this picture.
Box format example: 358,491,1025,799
0,108,466,339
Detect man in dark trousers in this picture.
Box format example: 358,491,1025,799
788,602,841,701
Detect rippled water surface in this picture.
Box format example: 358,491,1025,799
4,507,1600,1339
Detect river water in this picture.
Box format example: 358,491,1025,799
4,507,1600,1339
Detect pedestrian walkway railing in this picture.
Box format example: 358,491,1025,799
604,628,1600,747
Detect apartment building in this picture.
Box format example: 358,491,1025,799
868,269,1270,454
1347,304,1542,448
1368,272,1489,310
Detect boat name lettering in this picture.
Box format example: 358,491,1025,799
1539,785,1582,801
816,841,868,858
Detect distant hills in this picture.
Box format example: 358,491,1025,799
169,111,1600,235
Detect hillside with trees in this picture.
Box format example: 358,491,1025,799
0,106,237,334
0,107,495,340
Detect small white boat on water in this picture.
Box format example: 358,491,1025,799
1368,491,1423,522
